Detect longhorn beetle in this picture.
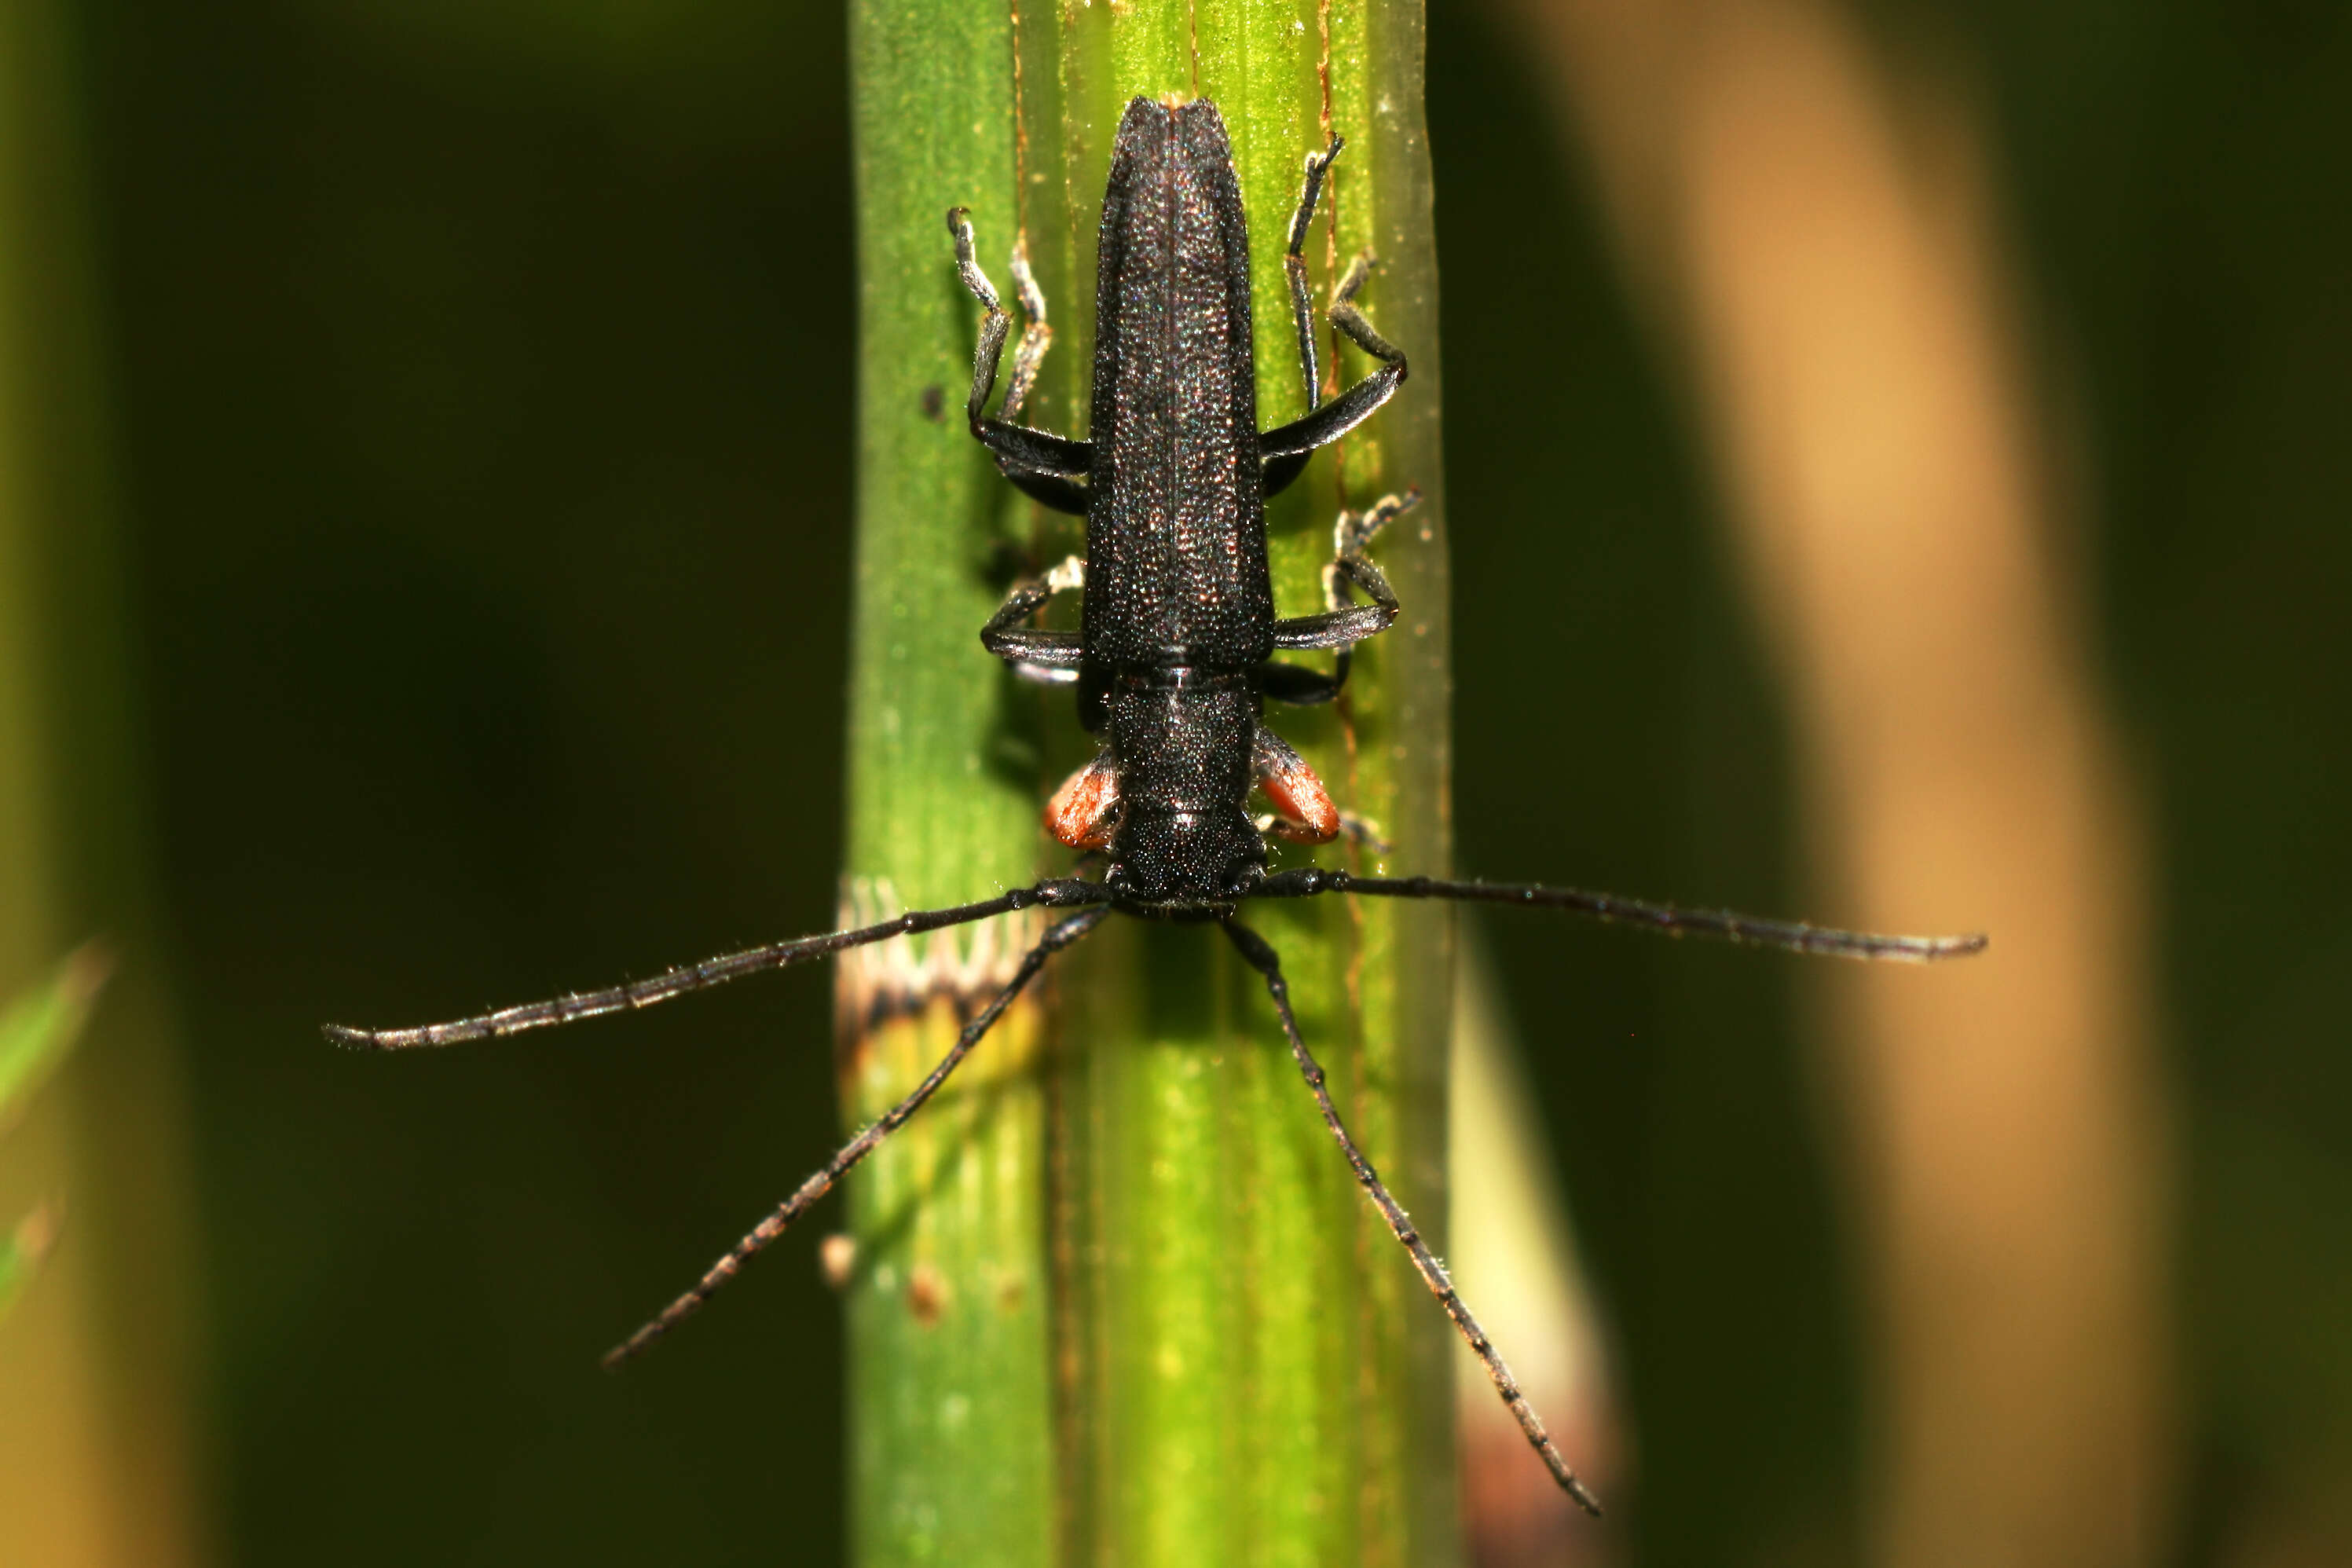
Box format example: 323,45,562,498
325,95,1985,1515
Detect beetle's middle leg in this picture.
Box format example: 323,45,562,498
1263,489,1417,704
980,554,1086,685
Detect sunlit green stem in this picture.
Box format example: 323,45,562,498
843,2,1454,1563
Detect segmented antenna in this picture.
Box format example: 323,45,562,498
600,906,1108,1368
321,881,1105,1051
1222,918,1605,1515
1253,868,1987,962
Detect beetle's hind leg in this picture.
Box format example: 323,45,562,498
1277,137,1346,417
949,209,1091,511
998,236,1053,423
994,240,1091,514
1261,143,1411,495
1323,251,1408,389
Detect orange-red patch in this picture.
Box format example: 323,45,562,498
1046,753,1122,850
1258,757,1339,844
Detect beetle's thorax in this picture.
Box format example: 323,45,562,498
1101,666,1266,916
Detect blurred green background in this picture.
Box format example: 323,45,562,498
0,0,2344,1563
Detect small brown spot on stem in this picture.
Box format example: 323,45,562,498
819,1233,856,1291
907,1262,947,1328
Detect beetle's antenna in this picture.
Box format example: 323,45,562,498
1220,918,1605,1516
1252,869,1986,962
321,880,1107,1051
602,904,1109,1368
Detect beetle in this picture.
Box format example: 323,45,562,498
326,95,1984,1516
959,97,1408,903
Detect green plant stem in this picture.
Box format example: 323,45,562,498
842,2,1453,1563
842,3,1054,1562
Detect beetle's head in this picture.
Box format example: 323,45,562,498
1104,804,1266,917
